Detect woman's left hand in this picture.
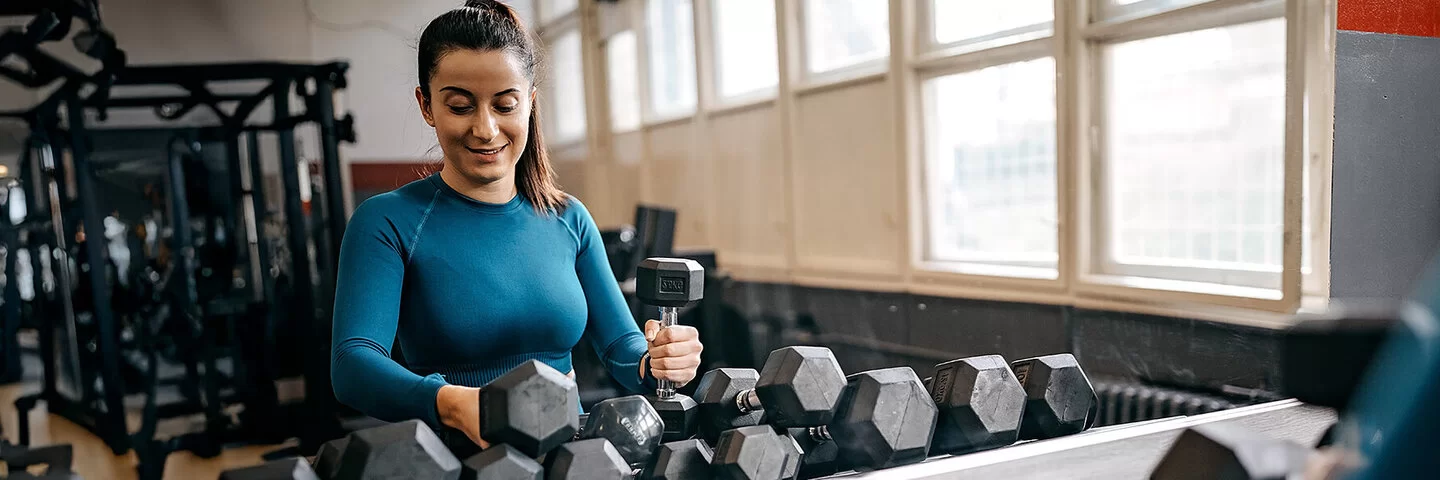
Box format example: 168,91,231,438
644,320,703,387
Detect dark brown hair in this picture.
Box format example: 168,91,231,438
418,0,567,214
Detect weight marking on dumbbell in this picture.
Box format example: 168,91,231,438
660,277,685,294
1013,363,1031,385
620,416,645,447
931,370,953,405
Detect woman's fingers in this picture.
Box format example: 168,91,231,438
649,354,701,371
651,325,699,345
650,368,696,385
648,340,702,359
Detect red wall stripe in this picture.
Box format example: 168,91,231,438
1339,0,1440,38
350,162,436,191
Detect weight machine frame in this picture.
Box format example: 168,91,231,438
2,60,355,479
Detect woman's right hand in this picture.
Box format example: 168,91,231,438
436,385,490,449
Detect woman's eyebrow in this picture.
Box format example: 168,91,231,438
438,86,473,97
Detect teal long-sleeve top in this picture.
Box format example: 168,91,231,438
330,173,653,430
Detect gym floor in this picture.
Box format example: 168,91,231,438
0,380,291,480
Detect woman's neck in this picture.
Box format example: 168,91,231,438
439,167,516,204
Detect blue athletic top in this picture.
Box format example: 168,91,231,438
330,173,653,429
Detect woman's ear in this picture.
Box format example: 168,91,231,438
530,87,538,108
416,86,435,127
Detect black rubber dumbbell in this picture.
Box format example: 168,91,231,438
576,394,666,472
782,367,938,475
693,346,848,443
927,354,1028,455
710,425,803,480
635,257,705,443
219,458,321,480
542,438,632,480
331,420,463,480
460,444,542,480
1010,353,1099,440
1151,423,1312,480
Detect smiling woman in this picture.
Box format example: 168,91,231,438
328,0,705,459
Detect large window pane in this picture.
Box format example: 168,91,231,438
924,57,1058,270
646,0,697,118
606,31,641,132
1103,19,1286,286
803,0,889,76
933,0,1051,46
540,0,577,24
713,0,778,100
548,29,586,143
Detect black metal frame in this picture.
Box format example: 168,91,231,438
3,59,355,478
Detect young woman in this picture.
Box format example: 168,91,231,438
329,0,702,454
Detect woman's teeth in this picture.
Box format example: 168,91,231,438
472,144,505,155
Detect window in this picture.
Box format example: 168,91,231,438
932,0,1051,47
802,0,889,77
1098,0,1214,20
712,0,778,101
645,0,697,118
923,58,1058,274
606,31,641,132
540,0,577,24
547,29,586,144
1100,19,1288,289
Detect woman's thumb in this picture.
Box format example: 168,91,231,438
645,320,658,342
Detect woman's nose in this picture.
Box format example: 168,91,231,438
471,111,499,142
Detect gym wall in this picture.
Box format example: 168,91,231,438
549,0,1440,401
1330,0,1440,302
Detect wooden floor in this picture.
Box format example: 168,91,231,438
0,380,292,480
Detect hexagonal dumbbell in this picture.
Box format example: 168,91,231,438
542,438,632,480
332,419,462,480
219,458,320,480
787,367,938,474
577,394,665,472
460,444,542,480
927,354,1028,455
635,257,705,442
644,438,716,480
693,347,847,443
1010,353,1098,440
710,425,803,480
478,359,582,458
1151,423,1312,480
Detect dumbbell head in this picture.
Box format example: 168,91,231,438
711,425,802,480
1151,423,1311,480
830,367,938,471
311,437,348,479
478,359,580,458
580,395,665,468
333,420,462,480
636,257,704,307
652,394,699,443
644,439,716,480
1011,354,1098,440
542,438,632,480
694,368,765,442
929,355,1027,455
787,427,841,479
460,444,542,480
219,458,320,480
755,346,847,428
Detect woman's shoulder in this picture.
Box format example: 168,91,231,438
349,177,444,227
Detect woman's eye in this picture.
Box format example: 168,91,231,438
496,104,518,113
448,105,474,114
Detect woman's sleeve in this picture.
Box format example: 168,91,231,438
571,200,658,394
330,200,450,429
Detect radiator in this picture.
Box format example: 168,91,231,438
1091,380,1238,428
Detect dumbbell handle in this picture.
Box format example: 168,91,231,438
735,389,764,414
655,306,678,399
804,425,833,443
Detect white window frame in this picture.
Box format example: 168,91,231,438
905,0,1333,317
703,0,781,110
604,29,643,134
540,22,588,149
640,0,701,125
795,0,892,91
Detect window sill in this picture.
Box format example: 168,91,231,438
795,65,888,97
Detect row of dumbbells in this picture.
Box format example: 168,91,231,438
218,343,1097,480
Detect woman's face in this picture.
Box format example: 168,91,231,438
417,48,535,188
